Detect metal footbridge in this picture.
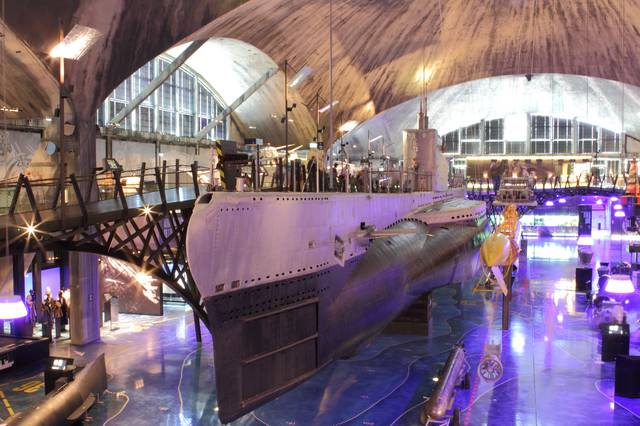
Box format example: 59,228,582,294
0,161,209,331
464,173,632,231
466,174,628,200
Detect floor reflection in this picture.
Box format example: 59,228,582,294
1,238,639,425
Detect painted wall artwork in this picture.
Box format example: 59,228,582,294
99,257,163,316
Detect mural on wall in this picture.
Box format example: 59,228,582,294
99,257,163,316
0,131,41,180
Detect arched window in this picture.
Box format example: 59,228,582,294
97,56,227,140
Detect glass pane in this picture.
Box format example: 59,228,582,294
601,129,620,153
531,115,550,140
443,131,459,154
461,123,480,140
485,141,504,154
552,139,572,154
505,141,527,155
181,114,194,137
553,118,572,141
484,119,504,141
531,140,551,154
138,106,154,133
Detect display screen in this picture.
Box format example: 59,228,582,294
100,257,163,316
607,324,628,335
51,358,67,370
105,158,120,170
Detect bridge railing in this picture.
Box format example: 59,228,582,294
0,161,209,219
465,173,632,197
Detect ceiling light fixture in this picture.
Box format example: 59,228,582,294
0,106,19,113
288,66,313,88
319,100,339,113
339,120,359,133
50,24,102,60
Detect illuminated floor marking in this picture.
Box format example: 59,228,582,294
0,391,14,416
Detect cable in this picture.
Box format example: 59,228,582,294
102,390,130,426
594,379,640,420
388,397,429,426
342,337,428,363
332,348,451,426
461,375,522,413
331,306,489,424
456,323,485,344
178,347,201,420
251,412,270,425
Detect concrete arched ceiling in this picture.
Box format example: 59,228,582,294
1,0,245,123
188,0,640,135
167,38,315,147
4,0,640,152
0,20,58,120
343,74,640,160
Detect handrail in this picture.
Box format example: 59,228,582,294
0,162,210,217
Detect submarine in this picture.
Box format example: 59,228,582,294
186,188,488,422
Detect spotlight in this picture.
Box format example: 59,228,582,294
604,275,635,294
24,224,37,236
142,205,153,216
0,296,28,319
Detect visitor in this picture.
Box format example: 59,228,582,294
26,293,36,334
53,297,63,339
489,159,501,193
307,156,317,192
41,287,54,342
58,290,69,333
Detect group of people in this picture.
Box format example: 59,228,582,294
489,159,531,192
25,287,69,342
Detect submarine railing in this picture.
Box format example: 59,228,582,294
251,164,434,193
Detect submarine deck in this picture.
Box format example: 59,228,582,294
1,237,639,425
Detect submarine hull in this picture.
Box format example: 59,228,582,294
205,218,487,422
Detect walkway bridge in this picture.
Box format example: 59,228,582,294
0,161,210,333
465,173,631,227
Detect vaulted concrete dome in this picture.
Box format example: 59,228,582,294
167,38,316,147
190,0,640,130
3,0,640,148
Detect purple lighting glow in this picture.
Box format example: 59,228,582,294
596,199,603,205
613,204,623,210
545,200,554,207
604,275,635,294
558,198,566,204
614,211,626,218
0,296,27,320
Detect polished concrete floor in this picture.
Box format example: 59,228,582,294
1,237,640,425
